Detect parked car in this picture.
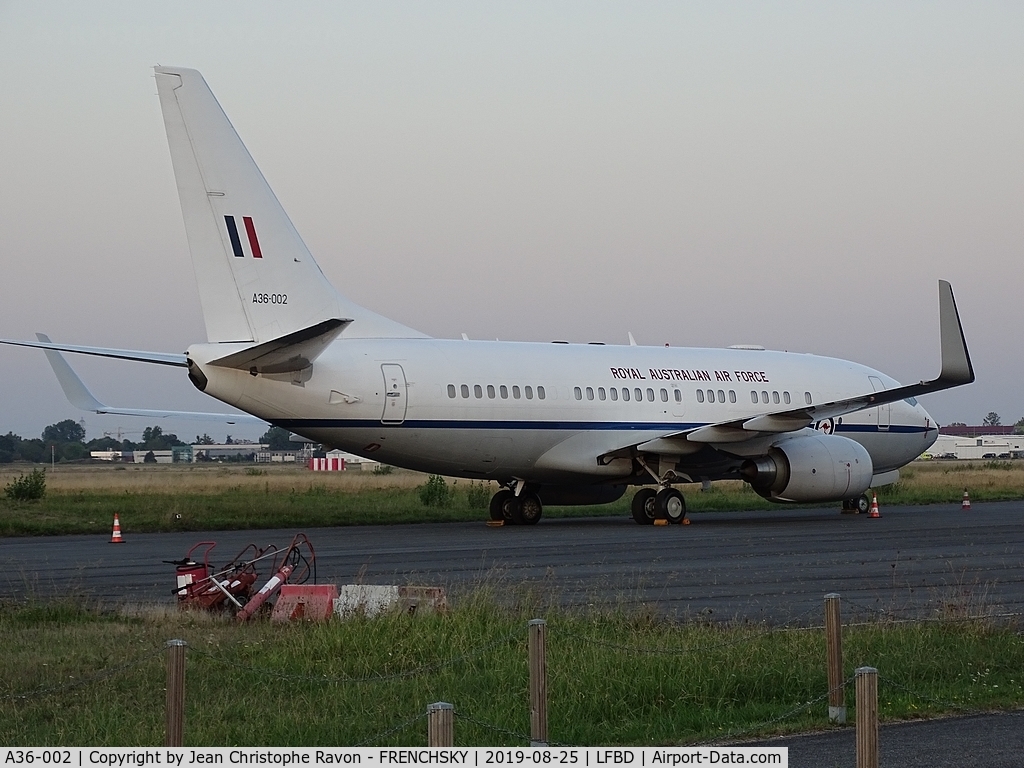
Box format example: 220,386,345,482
982,453,997,459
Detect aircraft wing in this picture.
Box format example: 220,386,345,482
22,334,266,425
611,279,973,456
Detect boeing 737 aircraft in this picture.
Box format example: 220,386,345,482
1,67,975,526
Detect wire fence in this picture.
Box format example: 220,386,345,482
2,594,1022,747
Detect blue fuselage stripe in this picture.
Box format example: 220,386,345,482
272,418,932,435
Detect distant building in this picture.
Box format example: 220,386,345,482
939,425,1016,438
190,443,268,462
90,450,127,461
256,451,300,463
132,450,174,464
309,449,380,472
931,433,1024,460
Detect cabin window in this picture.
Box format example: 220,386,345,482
610,387,619,401
751,391,758,404
486,385,495,399
474,385,483,399
783,391,791,405
717,389,725,402
586,386,594,401
598,387,607,401
513,386,521,399
729,390,736,403
461,384,470,399
805,392,812,404
525,386,534,400
622,388,631,402
761,391,769,404
646,388,654,401
660,388,668,402
447,384,456,398
707,389,715,403
500,385,508,399
537,386,546,400
674,389,682,403
696,390,705,403
634,388,643,402
574,387,582,400
772,391,780,404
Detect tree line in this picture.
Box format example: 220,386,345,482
0,420,291,464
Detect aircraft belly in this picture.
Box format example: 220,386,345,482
303,425,628,483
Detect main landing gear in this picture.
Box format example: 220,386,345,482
631,487,687,525
489,487,543,525
841,493,872,514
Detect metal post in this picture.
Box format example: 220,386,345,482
825,593,846,724
165,639,187,747
529,619,548,746
855,667,879,768
427,702,454,747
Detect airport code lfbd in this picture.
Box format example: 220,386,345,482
3,749,786,767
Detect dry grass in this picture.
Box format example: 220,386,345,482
0,463,433,494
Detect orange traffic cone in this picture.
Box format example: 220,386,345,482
868,493,880,518
961,490,971,511
109,514,124,543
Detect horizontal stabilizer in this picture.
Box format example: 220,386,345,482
207,318,351,374
31,334,265,425
0,338,187,366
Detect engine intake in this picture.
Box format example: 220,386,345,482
740,433,873,503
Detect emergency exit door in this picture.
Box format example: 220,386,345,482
381,364,408,424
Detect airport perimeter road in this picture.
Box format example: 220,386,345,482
751,709,1024,767
2,500,1023,620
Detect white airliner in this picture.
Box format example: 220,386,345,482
1,67,975,525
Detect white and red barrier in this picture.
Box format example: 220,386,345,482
309,457,345,471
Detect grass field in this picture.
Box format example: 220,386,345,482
3,462,1022,746
2,459,1024,536
1,595,1022,747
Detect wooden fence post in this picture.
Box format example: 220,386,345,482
529,619,548,746
824,593,845,724
855,667,879,768
427,702,454,747
165,639,187,747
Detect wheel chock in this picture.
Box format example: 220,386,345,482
486,520,504,527
653,519,669,526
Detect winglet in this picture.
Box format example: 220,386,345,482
936,279,975,387
35,333,106,412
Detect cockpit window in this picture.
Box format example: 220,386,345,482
904,397,918,406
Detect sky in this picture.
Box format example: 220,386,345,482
1,2,1022,443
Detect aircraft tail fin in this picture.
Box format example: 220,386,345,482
153,66,425,343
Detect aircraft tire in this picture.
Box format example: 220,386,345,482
856,493,871,514
657,488,686,524
631,488,657,525
517,492,543,525
490,490,512,521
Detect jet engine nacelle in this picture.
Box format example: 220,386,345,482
740,433,873,503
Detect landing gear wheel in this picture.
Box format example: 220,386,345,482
490,490,513,521
631,488,657,525
657,488,686,524
856,493,871,515
517,492,543,525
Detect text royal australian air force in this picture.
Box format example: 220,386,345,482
611,367,770,384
